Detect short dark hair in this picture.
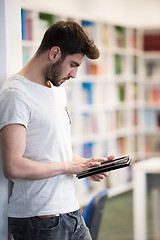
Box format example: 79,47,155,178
36,20,99,59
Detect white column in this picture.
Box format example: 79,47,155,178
0,0,22,239
133,169,147,240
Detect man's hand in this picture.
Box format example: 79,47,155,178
88,155,115,182
69,153,115,179
66,155,106,174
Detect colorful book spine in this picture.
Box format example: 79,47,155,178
21,9,32,40
21,9,27,40
39,12,55,27
145,88,160,105
130,29,137,49
115,55,123,74
143,109,157,130
115,26,126,48
83,142,94,158
117,137,127,155
81,20,95,40
82,113,98,135
82,82,93,104
144,34,160,51
101,24,109,48
118,84,125,102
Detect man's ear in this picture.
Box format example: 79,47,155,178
49,46,61,62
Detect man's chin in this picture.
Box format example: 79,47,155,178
53,82,63,87
58,80,66,85
50,80,62,87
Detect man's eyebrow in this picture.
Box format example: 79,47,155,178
71,61,80,67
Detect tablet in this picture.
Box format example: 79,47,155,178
76,155,131,179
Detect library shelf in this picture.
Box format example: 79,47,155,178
137,33,160,161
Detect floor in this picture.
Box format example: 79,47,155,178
98,190,154,240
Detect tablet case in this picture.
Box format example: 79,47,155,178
76,155,131,179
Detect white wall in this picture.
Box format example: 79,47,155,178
0,0,22,239
21,0,160,27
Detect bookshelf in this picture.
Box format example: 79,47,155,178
20,6,160,204
138,29,160,160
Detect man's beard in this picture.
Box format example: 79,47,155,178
43,57,65,87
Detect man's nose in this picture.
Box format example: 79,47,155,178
70,67,78,79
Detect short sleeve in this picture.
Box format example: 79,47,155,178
0,89,30,130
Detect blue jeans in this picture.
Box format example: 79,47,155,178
8,209,92,240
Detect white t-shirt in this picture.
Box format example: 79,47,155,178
0,74,79,217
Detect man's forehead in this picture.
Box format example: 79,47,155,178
66,53,84,64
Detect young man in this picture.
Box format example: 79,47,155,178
0,20,114,240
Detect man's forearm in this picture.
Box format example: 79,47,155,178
3,156,68,180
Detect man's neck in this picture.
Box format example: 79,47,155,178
17,53,49,87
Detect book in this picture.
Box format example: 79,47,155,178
83,142,94,158
82,82,93,104
101,24,109,48
130,29,137,49
21,9,33,40
39,12,55,27
144,34,160,51
21,9,26,40
117,137,127,155
115,26,126,48
81,20,95,40
118,84,125,102
115,55,125,75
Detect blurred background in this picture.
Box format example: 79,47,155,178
1,0,160,239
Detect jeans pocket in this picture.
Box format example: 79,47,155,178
29,217,61,239
30,216,60,231
8,218,23,240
